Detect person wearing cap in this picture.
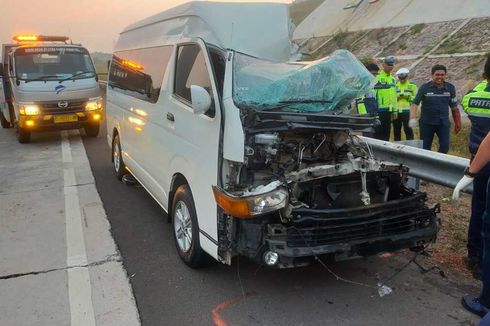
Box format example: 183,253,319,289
460,57,490,280
373,56,398,141
394,67,417,141
409,64,462,153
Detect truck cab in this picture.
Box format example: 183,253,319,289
0,35,103,143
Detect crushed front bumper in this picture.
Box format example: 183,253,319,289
237,191,439,268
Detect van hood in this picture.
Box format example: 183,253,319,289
14,78,100,102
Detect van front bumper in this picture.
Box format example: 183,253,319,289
236,192,439,268
18,110,103,131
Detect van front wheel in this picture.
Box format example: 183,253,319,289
84,123,100,137
17,126,31,143
0,111,11,128
172,184,211,268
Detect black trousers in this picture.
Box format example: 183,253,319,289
374,111,391,141
393,111,414,141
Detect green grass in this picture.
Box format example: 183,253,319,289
410,23,426,34
399,43,407,51
438,40,464,54
333,30,349,46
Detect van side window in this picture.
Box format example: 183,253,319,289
174,44,215,118
208,48,225,99
109,46,172,103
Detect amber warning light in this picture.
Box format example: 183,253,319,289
122,60,144,71
12,35,69,43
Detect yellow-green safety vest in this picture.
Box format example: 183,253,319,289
374,70,397,113
462,81,490,118
395,81,418,113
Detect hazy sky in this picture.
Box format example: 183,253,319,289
1,0,291,53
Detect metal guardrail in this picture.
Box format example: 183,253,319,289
360,136,472,194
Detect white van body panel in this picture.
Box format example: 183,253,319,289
120,1,291,62
222,51,244,163
107,36,223,259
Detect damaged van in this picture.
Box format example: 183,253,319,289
106,1,439,268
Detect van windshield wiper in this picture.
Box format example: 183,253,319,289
59,71,95,83
259,99,332,112
24,75,60,83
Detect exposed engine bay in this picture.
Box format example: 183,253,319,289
216,111,439,268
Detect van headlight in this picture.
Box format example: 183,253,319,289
85,97,103,111
19,104,40,116
212,185,288,219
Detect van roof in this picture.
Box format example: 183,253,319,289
117,1,292,62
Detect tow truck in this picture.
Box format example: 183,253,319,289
0,34,103,143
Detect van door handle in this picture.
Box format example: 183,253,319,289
166,112,174,122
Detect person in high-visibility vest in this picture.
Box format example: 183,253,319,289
373,56,398,141
458,57,490,283
393,67,417,141
454,60,490,316
354,63,379,117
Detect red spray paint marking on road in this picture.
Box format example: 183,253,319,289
211,292,255,326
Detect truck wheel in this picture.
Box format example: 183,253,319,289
17,126,31,143
112,134,126,180
0,111,11,128
172,184,211,268
84,123,100,137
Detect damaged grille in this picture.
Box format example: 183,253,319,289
276,192,437,248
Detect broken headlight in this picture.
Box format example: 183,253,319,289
212,185,288,219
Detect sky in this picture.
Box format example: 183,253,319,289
0,0,292,54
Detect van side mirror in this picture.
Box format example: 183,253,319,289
190,85,211,115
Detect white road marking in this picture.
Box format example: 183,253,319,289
61,131,96,326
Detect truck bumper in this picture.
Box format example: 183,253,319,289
18,109,103,131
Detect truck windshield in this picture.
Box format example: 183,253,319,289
14,47,96,82
232,50,375,113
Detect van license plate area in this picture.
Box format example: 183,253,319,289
54,114,78,123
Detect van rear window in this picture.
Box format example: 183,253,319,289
109,46,172,103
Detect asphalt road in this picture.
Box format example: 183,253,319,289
82,125,479,326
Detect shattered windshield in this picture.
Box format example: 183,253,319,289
233,50,375,113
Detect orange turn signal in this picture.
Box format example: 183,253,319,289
212,186,251,218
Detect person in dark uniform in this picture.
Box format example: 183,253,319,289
409,64,461,153
461,57,490,279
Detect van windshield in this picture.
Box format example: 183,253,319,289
14,47,96,82
232,50,375,114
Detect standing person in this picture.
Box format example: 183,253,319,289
355,63,379,117
409,64,462,153
462,57,490,279
393,67,417,141
373,56,398,141
453,131,490,317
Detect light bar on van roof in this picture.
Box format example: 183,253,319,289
12,35,69,43
121,59,143,71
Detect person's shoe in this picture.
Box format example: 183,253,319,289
462,295,490,317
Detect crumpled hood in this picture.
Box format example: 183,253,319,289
14,78,100,102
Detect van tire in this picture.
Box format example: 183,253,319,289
112,134,126,180
172,184,211,268
84,123,100,137
1,111,11,128
17,126,31,143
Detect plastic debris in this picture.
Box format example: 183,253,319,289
377,283,393,297
233,49,375,113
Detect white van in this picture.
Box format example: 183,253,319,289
0,35,103,143
106,1,438,268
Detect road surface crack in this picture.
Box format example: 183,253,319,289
0,254,121,281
